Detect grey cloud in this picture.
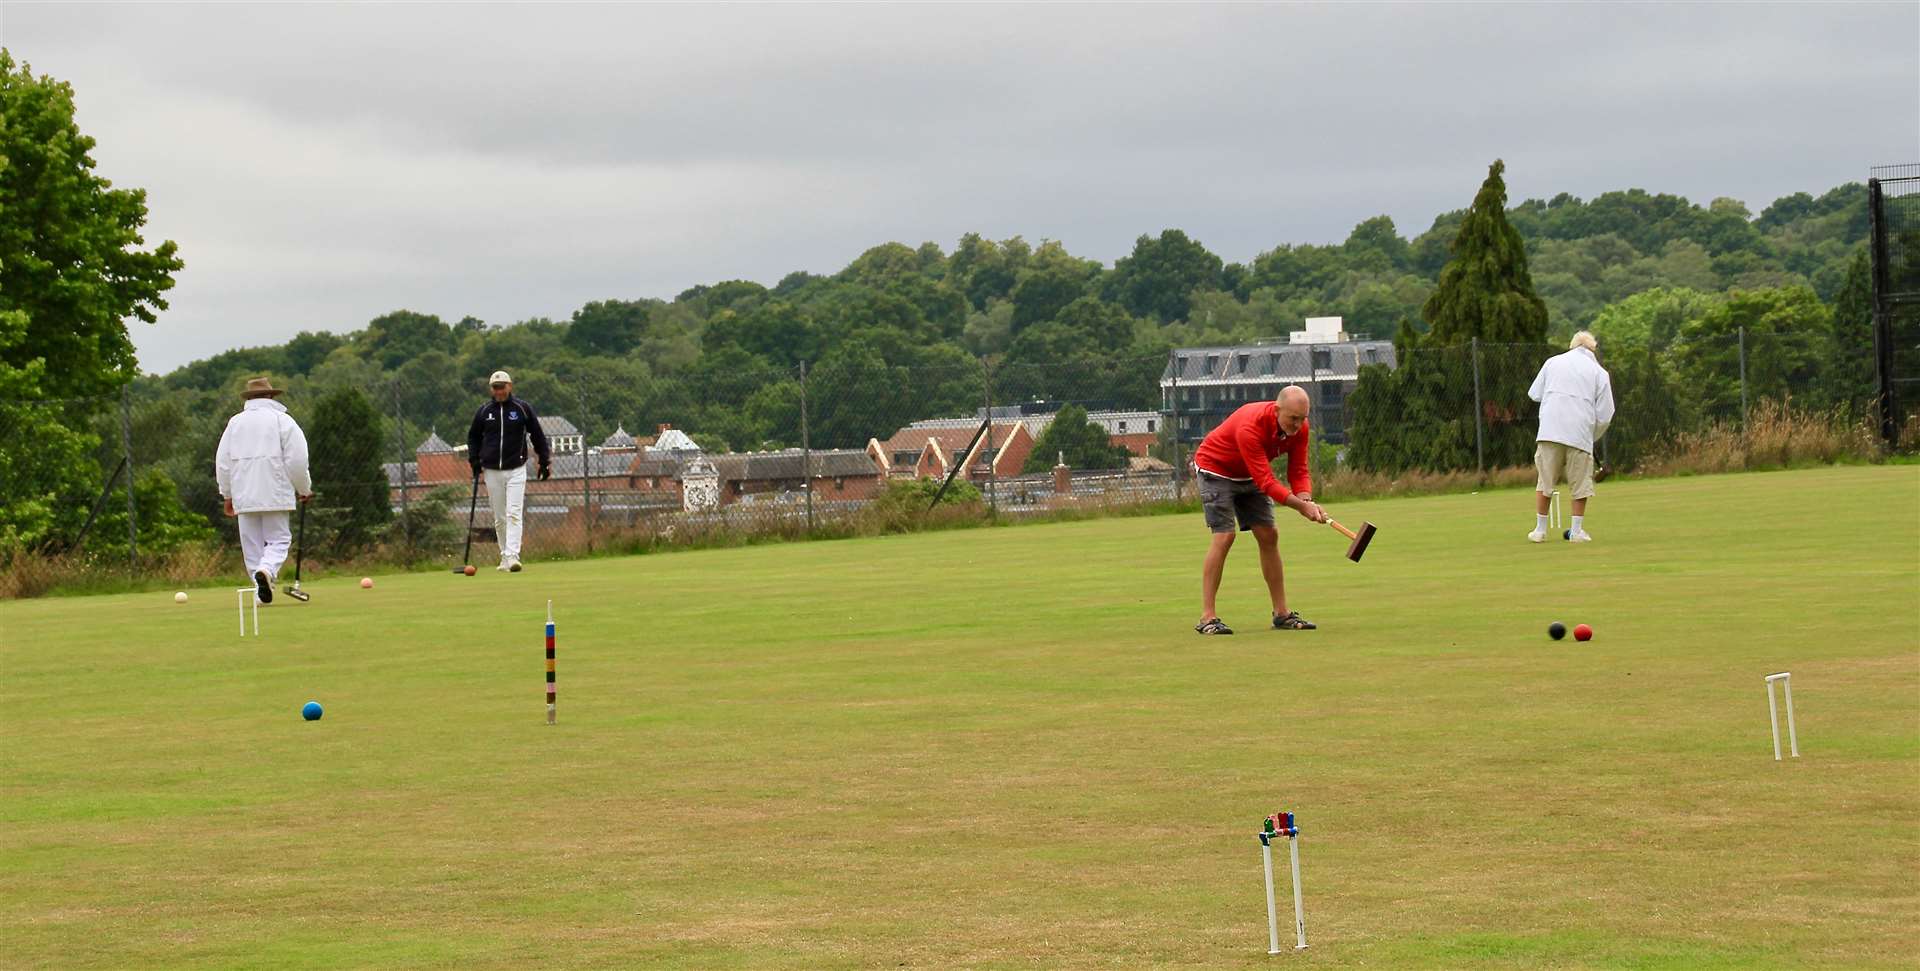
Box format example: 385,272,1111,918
3,1,1913,372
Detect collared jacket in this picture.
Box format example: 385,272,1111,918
216,398,312,513
467,396,552,473
1528,347,1615,454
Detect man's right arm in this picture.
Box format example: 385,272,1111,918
1528,363,1548,403
215,419,234,497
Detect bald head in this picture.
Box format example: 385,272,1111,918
1276,385,1310,436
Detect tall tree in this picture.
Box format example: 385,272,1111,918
362,310,454,370
1673,286,1833,421
0,51,183,397
565,299,650,357
1103,229,1223,323
1010,242,1099,333
1023,405,1130,472
306,386,391,551
1424,160,1549,346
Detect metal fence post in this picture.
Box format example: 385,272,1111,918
562,381,596,554
1168,350,1185,500
390,381,412,557
1470,337,1486,475
1738,325,1748,430
1867,177,1899,448
800,360,813,533
118,385,140,569
982,358,998,520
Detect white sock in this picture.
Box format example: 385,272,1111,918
1571,515,1584,535
1536,514,1549,532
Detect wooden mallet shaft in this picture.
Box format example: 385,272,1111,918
1326,518,1377,562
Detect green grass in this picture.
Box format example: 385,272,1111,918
3,465,1916,970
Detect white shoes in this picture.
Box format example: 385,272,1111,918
1567,531,1593,543
496,561,511,572
1527,529,1547,544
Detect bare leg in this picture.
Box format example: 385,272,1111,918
1200,531,1236,622
1573,497,1588,516
1251,525,1286,617
1536,491,1551,515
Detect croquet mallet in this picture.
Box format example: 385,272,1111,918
284,498,311,601
1325,517,1377,563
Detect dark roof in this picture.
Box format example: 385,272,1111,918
601,425,638,450
381,461,420,487
538,415,580,436
416,431,454,453
1164,340,1396,382
547,452,639,480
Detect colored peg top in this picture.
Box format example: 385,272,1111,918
1263,811,1298,837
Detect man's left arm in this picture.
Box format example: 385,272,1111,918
524,400,552,478
284,416,313,498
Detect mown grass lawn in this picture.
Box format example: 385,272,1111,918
4,465,1916,969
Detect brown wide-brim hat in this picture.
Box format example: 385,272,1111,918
241,377,285,399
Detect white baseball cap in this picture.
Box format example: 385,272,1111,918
489,370,512,385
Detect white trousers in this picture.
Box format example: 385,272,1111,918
483,465,528,562
238,510,292,582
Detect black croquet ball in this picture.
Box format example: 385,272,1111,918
1548,622,1567,641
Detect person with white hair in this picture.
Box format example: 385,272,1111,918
1527,331,1615,543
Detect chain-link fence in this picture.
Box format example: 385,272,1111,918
1869,165,1920,445
0,329,1892,591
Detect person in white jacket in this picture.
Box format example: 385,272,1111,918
1527,332,1615,544
216,378,313,604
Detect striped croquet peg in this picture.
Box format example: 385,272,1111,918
545,600,556,725
1258,810,1307,953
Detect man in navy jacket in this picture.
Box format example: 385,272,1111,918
467,370,552,572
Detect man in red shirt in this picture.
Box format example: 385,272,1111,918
1191,385,1327,635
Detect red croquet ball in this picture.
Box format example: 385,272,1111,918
1573,624,1593,642
463,565,476,576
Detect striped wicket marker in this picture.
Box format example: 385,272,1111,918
545,600,556,725
1259,811,1307,953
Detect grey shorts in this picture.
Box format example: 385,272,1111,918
1199,473,1275,533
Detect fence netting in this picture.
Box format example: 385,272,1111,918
0,328,1893,584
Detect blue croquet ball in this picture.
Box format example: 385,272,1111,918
1548,622,1567,641
302,701,323,721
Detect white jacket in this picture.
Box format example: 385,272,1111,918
216,399,313,513
1528,347,1615,454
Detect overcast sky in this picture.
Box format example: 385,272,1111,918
4,2,1916,373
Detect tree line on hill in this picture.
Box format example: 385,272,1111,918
0,48,1901,563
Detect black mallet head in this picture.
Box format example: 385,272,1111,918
1327,518,1378,563
1345,521,1377,562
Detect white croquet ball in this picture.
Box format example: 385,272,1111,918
175,592,189,604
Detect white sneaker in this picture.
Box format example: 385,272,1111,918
1527,529,1547,544
496,561,511,572
507,558,523,573
1567,530,1593,543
